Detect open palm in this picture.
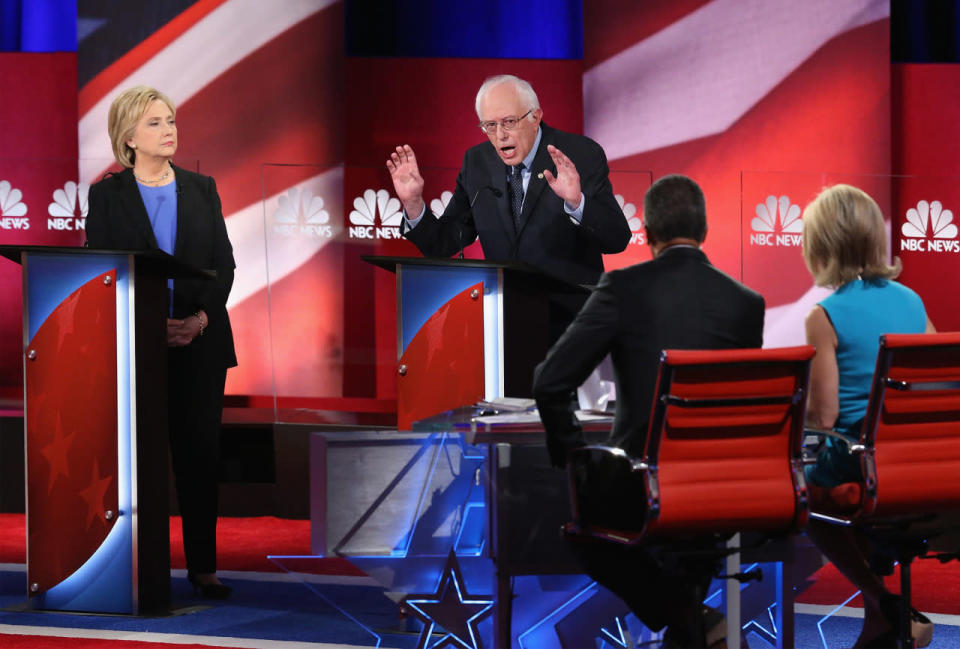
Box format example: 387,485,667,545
386,145,425,215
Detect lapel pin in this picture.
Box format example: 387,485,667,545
537,172,544,179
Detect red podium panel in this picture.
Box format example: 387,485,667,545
1,245,210,614
366,256,587,430
25,269,119,594
396,282,485,430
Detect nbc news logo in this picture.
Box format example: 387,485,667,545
47,181,88,231
749,195,802,247
900,200,960,253
0,180,29,230
273,188,333,239
348,189,404,239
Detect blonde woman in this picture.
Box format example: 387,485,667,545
802,184,934,648
86,86,236,599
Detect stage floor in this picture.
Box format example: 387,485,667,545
3,514,960,648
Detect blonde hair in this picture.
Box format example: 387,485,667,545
801,184,901,287
107,86,176,168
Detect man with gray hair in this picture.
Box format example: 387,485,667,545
387,74,629,289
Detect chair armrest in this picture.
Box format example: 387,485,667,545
804,427,865,453
566,445,650,541
809,511,854,526
568,444,649,472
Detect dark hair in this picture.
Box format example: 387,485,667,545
643,174,707,244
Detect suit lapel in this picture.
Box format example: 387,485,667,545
172,164,186,256
517,125,555,236
119,169,159,249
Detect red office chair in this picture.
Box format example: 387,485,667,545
565,346,815,646
808,332,960,649
567,345,814,543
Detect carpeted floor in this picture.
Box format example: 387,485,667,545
3,513,960,648
0,513,360,576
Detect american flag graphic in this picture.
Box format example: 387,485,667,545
1,0,893,404
78,0,346,399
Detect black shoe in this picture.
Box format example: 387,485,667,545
662,605,725,648
188,573,233,600
860,627,899,648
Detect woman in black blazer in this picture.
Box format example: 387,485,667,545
85,86,237,599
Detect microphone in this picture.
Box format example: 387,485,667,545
459,185,502,260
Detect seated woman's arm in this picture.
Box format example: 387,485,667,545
805,305,839,430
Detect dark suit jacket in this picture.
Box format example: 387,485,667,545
533,246,765,465
85,165,237,369
404,122,630,285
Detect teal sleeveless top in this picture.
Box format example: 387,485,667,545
819,278,927,434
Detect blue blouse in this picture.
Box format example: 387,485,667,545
136,181,178,313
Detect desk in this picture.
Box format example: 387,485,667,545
308,412,817,648
414,407,613,649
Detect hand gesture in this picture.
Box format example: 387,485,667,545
386,145,426,217
542,144,583,208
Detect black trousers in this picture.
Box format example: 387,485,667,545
566,449,718,633
568,535,716,633
167,346,227,576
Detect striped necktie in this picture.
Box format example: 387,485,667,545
508,163,525,230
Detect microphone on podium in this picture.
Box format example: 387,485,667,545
458,185,502,260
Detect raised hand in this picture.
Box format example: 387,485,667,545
386,145,426,217
542,144,583,208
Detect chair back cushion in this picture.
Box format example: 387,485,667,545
864,332,960,517
645,346,814,536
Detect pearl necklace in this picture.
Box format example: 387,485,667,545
133,165,172,185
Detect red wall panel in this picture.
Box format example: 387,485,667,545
892,64,960,331
0,53,80,394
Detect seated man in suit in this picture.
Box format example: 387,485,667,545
533,174,765,648
387,74,630,339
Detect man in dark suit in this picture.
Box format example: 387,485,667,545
386,74,630,288
533,174,765,647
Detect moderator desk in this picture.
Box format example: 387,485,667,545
309,408,817,648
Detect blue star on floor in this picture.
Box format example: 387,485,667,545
403,550,494,649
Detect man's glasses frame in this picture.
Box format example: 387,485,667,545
478,109,533,135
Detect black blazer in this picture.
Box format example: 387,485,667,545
533,246,765,465
404,122,630,285
85,165,237,369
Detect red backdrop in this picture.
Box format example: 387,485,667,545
2,2,957,411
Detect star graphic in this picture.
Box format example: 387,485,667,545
599,616,631,648
39,412,77,493
403,550,494,649
78,458,113,529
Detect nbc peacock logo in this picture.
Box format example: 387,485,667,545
348,189,404,239
47,181,89,231
900,200,960,253
430,190,453,217
616,194,645,246
750,195,802,247
273,188,333,239
0,180,29,230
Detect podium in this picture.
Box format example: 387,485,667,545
0,245,212,615
364,256,588,430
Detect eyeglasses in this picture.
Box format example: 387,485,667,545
478,110,533,134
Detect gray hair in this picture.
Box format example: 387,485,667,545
475,75,540,119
